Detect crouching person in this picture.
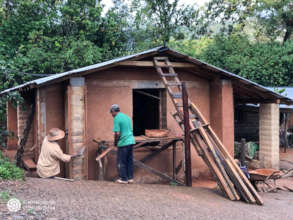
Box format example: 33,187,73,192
37,128,72,178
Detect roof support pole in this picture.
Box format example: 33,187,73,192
67,77,86,180
259,103,280,169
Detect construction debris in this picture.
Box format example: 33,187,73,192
249,168,293,192
154,57,263,205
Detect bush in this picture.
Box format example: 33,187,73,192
0,151,24,180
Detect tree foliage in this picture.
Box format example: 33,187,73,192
131,0,201,47
205,0,293,42
172,34,293,87
0,0,293,147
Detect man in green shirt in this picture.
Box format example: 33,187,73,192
110,104,135,184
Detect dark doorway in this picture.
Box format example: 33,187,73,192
133,89,163,136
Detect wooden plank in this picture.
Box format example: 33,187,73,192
96,147,115,161
191,95,261,203
206,133,241,201
207,128,264,205
54,177,74,182
191,132,236,200
193,119,253,202
23,158,36,170
119,61,195,68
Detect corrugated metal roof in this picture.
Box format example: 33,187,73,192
0,46,163,94
166,49,291,102
1,46,292,104
267,87,293,108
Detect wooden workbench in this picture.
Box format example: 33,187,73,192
94,136,184,185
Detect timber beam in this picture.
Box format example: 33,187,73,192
119,61,195,68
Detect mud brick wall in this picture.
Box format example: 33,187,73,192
17,102,34,157
210,79,234,156
259,103,279,169
69,77,85,179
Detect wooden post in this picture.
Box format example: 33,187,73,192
182,82,192,186
284,113,289,153
172,142,176,180
240,138,246,166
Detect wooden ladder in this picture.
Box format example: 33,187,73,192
153,57,263,205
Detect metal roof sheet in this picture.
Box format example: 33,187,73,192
1,46,292,104
0,46,162,94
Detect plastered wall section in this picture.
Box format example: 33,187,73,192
210,79,234,156
85,67,214,181
6,102,18,149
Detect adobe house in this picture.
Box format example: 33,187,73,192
1,47,292,181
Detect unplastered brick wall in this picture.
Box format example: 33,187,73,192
17,102,34,157
259,103,279,169
69,77,85,179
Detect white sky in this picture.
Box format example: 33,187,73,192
101,0,210,12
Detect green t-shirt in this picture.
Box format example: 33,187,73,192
113,112,135,147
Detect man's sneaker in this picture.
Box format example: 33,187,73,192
115,179,128,184
128,179,134,184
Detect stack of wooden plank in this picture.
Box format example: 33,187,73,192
154,57,263,205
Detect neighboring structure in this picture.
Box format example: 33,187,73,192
235,87,293,149
1,47,292,180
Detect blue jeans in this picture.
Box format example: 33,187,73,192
117,145,133,181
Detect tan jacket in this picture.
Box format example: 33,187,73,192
37,137,71,178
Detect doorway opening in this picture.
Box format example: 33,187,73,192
133,89,167,136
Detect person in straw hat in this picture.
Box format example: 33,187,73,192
37,128,76,178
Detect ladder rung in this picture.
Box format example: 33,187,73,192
167,82,181,86
171,93,182,99
161,73,177,77
190,124,209,132
175,103,190,107
178,115,198,124
189,114,196,119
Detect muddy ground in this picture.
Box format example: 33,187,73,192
0,177,292,220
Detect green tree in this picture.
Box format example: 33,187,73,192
131,0,201,47
0,0,132,147
205,0,293,42
189,34,293,86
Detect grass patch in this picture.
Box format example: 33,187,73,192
0,151,24,180
0,191,11,203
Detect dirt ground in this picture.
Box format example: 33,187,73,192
0,177,292,220
280,148,293,170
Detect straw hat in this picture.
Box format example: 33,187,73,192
47,128,65,141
